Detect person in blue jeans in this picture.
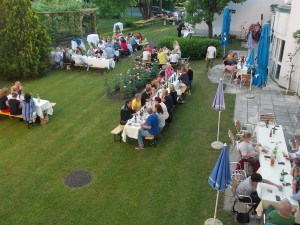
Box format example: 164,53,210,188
136,107,159,150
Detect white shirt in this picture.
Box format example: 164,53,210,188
169,54,180,63
239,141,255,158
160,102,169,120
142,51,151,61
98,43,106,50
174,45,181,54
207,46,216,59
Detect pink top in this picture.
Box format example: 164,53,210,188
165,68,173,78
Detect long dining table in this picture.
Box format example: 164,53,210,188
255,124,300,223
121,73,182,142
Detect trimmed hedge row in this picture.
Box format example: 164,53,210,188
156,36,221,60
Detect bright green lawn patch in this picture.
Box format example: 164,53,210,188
0,57,238,224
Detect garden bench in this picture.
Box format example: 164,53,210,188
145,136,157,147
111,125,124,142
0,110,37,129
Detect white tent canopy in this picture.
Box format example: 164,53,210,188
113,22,124,32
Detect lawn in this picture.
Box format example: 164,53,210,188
0,25,242,224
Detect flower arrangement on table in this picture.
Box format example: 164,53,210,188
104,62,159,98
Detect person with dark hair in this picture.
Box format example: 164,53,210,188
0,87,10,113
177,67,190,87
153,104,165,130
22,93,36,122
120,100,136,125
141,84,152,106
236,173,282,208
8,92,22,115
230,53,238,65
161,89,173,112
136,107,159,150
185,64,193,89
168,84,177,105
151,46,158,61
154,97,168,120
177,21,184,37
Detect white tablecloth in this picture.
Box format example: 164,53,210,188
256,125,300,223
183,30,194,38
87,34,99,46
113,22,123,31
236,62,248,77
7,95,53,119
80,56,115,69
121,73,181,142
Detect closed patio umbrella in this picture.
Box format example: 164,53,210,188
205,144,232,225
211,78,225,150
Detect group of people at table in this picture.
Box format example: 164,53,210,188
222,50,256,86
0,81,36,121
53,32,146,70
119,63,193,150
234,130,300,224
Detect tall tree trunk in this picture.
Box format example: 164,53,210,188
206,21,213,38
138,1,152,19
159,0,162,14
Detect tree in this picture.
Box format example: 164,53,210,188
137,0,153,19
0,0,51,79
185,0,246,38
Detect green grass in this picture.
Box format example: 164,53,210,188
0,57,239,224
228,39,247,51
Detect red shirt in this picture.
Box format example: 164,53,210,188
136,34,142,40
120,42,128,51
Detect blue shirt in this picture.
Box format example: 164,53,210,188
146,113,159,135
113,43,122,51
130,36,137,45
105,47,115,58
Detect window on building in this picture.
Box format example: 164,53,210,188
275,38,280,59
275,64,281,79
278,40,285,62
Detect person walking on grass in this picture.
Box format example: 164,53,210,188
206,42,217,74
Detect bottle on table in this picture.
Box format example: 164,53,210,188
269,130,272,137
280,169,285,182
270,153,275,166
273,147,277,159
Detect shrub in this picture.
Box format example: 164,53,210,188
0,0,51,79
156,36,221,60
104,63,159,98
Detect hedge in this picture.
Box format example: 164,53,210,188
156,36,221,60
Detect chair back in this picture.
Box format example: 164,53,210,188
228,130,235,145
231,168,247,196
235,120,242,133
260,113,275,123
242,74,251,81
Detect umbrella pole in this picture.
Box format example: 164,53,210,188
217,111,221,142
250,70,252,91
213,191,220,223
223,46,226,57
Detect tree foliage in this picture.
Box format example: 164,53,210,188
185,0,246,37
0,0,51,79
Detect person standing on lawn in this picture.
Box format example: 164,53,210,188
206,42,217,73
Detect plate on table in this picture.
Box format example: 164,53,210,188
261,149,269,154
258,122,265,127
134,124,139,127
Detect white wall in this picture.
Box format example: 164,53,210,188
277,0,300,93
194,0,282,38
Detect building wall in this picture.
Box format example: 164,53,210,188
194,0,282,38
273,0,300,94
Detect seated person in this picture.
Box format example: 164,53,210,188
105,39,113,48
161,89,173,112
290,158,300,196
157,48,169,67
287,140,300,160
226,51,233,60
238,132,261,162
98,41,106,50
54,47,63,68
151,46,158,61
94,47,103,58
105,46,115,59
153,104,165,130
8,92,22,115
132,94,141,111
230,53,238,65
11,81,24,95
130,35,138,51
151,75,162,92
165,63,174,78
142,47,151,62
136,107,159,150
120,100,136,125
87,46,95,57
136,33,143,40
168,84,177,105
0,87,10,113
223,56,229,66
223,61,237,74
173,41,181,57
265,199,296,225
141,84,152,107
185,64,193,89
22,93,36,122
236,173,282,209
63,47,72,69
177,67,190,87
154,97,168,120
169,50,180,65
120,38,129,53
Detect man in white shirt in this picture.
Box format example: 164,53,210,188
206,42,217,72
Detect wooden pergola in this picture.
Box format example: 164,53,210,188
36,8,99,38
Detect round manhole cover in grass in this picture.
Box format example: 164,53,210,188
64,170,93,188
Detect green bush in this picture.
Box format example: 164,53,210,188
0,0,51,79
156,36,221,60
104,63,159,98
